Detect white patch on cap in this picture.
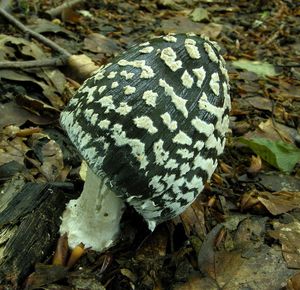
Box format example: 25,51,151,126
182,191,195,202
140,66,154,79
180,162,190,175
142,90,158,107
181,70,194,88
80,132,92,148
99,119,111,129
223,82,231,110
67,97,80,107
134,116,158,134
153,139,169,165
96,95,115,113
173,131,192,145
205,134,223,155
172,177,185,194
84,108,94,120
118,59,154,79
219,62,229,82
120,70,134,80
165,158,178,170
162,174,176,189
198,92,224,122
193,67,206,88
90,113,98,126
210,41,221,52
149,175,165,193
98,85,107,94
160,112,178,132
204,42,219,63
124,85,136,95
84,147,104,168
191,117,215,136
185,176,203,190
60,111,73,130
163,35,177,42
111,124,148,169
160,47,182,72
194,140,205,151
107,71,117,79
186,32,196,37
139,41,150,47
86,86,97,103
209,72,220,95
185,38,200,59
111,82,119,89
176,148,194,159
139,46,154,53
159,79,188,118
116,102,132,116
93,69,105,80
193,154,216,178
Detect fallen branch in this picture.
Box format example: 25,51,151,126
0,57,66,69
0,7,99,80
0,7,71,58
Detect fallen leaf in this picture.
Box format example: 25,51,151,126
270,221,300,269
238,137,300,172
244,118,298,145
257,191,300,215
83,33,120,55
232,59,278,77
190,7,209,22
246,96,273,112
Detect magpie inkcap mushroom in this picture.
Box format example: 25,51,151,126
60,33,231,251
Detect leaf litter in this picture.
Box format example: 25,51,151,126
0,0,299,289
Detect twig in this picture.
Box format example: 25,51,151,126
0,7,71,58
0,57,67,69
46,0,85,18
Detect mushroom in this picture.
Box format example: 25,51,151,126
60,33,231,251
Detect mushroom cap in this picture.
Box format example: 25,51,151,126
60,33,231,226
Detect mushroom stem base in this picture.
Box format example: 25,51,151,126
59,167,125,252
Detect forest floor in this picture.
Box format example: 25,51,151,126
0,0,300,289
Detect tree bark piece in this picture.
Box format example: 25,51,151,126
0,182,68,289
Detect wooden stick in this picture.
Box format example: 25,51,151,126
0,7,71,58
0,57,67,69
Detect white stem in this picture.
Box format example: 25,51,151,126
60,167,125,252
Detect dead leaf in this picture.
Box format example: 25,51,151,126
173,273,218,290
83,33,120,55
190,7,209,22
246,96,273,112
0,102,53,128
160,16,222,38
270,221,300,269
258,191,300,215
41,139,64,181
287,272,300,290
0,125,30,167
247,155,262,175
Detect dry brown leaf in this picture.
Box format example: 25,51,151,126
270,221,300,269
257,191,300,215
83,33,120,55
0,125,30,167
175,195,206,240
247,155,262,174
287,272,300,290
244,118,297,145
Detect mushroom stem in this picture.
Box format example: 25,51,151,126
60,166,125,251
